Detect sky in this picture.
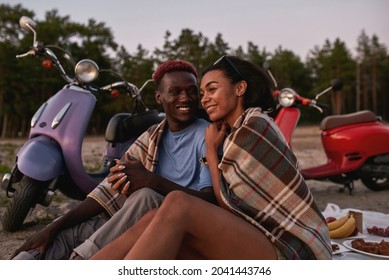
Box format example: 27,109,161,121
4,0,389,61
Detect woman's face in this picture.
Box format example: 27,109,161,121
200,69,245,127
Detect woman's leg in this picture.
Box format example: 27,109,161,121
125,191,277,260
90,209,157,260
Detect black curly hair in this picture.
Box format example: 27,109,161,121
202,55,275,112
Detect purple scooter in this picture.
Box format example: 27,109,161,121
1,16,163,232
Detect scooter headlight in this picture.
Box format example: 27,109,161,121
74,59,99,83
278,88,296,107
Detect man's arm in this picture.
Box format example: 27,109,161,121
47,197,105,233
109,158,216,204
11,197,105,259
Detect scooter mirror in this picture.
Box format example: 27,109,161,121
330,79,343,91
19,16,36,31
262,61,271,70
262,61,278,89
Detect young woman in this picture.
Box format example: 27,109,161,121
91,56,332,260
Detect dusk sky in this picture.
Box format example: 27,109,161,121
4,0,389,60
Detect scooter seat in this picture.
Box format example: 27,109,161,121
320,110,377,131
105,110,164,143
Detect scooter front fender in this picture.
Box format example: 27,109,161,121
17,137,64,181
274,107,300,145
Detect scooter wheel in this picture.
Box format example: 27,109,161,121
361,176,389,191
1,176,42,232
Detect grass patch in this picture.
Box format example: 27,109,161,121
0,164,11,175
1,143,18,158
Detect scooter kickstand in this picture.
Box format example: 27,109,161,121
343,182,354,195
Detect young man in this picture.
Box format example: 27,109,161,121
12,60,214,260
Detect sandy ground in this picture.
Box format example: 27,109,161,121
0,126,388,260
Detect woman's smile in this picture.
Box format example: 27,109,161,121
204,104,217,114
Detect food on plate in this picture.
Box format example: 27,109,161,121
367,226,389,237
351,239,378,254
328,213,356,239
351,238,389,256
379,240,389,255
331,243,339,252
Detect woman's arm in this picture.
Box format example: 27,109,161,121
204,122,228,209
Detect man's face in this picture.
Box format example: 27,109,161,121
156,71,199,132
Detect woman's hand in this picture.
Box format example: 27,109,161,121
107,159,128,194
204,121,227,152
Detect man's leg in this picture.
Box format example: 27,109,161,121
12,214,108,260
71,188,164,259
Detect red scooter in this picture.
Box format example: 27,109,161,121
266,67,389,193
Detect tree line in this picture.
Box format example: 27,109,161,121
1,3,388,138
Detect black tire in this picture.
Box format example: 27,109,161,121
361,176,389,191
1,177,43,232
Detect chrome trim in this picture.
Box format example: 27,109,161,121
1,173,11,191
75,59,99,83
52,102,72,129
31,102,47,127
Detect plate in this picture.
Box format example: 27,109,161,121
342,239,389,259
331,242,349,255
345,231,366,239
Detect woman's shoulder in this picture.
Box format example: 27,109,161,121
243,108,272,126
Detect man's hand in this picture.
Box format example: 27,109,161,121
108,154,156,196
10,225,55,259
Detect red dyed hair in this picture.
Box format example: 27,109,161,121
152,60,198,88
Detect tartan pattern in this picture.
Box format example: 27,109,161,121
87,120,167,217
219,108,332,259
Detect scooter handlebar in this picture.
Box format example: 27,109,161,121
100,81,139,96
17,44,76,84
16,49,36,58
307,100,329,113
277,88,329,113
316,102,330,109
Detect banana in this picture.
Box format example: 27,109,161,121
329,214,356,239
327,214,349,231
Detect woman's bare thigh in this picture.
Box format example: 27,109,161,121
166,192,277,260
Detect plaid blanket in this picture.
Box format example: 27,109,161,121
218,108,332,259
88,119,166,217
